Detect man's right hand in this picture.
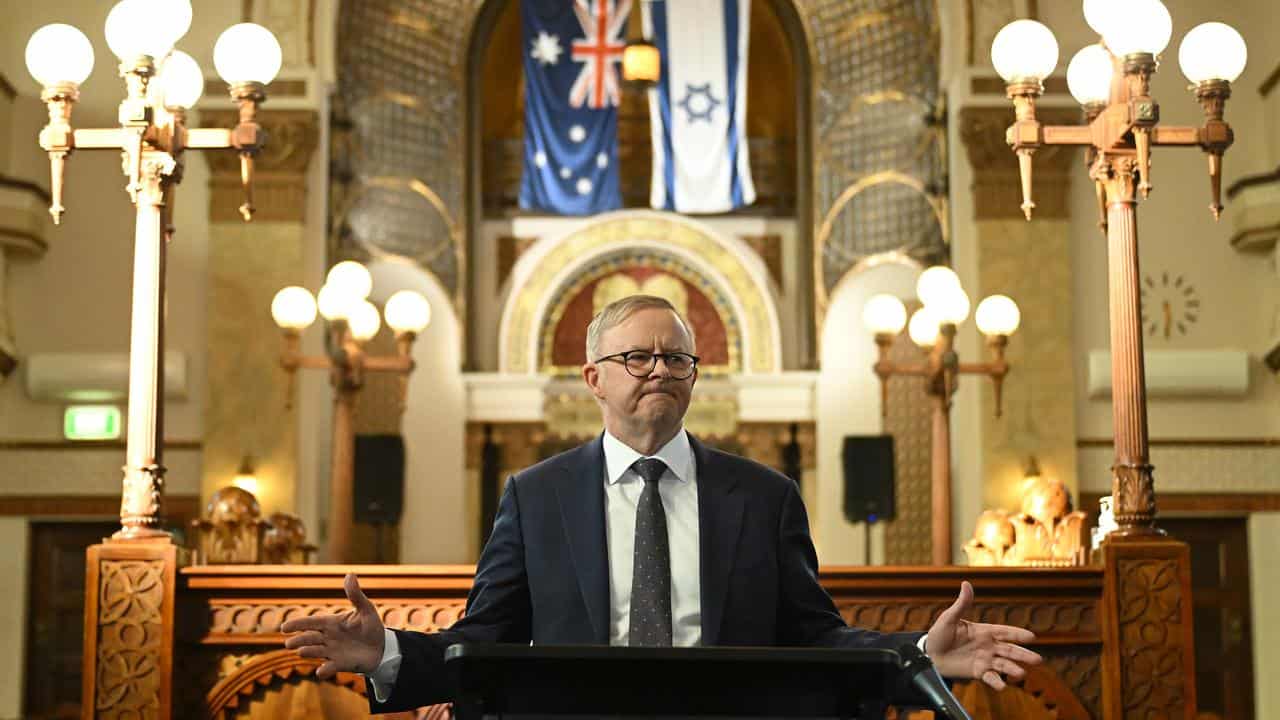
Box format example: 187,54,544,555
282,573,386,679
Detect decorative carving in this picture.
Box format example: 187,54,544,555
1043,653,1102,719
1116,557,1189,716
261,512,318,564
175,566,1107,718
205,601,466,639
837,600,1099,637
207,648,450,720
188,489,316,564
119,462,167,540
501,214,780,374
959,105,1080,220
1112,460,1157,533
965,472,1088,567
1100,540,1197,719
200,109,320,222
95,559,165,720
953,662,1090,719
189,486,267,564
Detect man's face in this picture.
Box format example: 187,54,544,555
583,307,697,437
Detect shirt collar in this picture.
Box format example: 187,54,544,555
602,428,692,485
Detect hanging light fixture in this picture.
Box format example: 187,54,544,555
623,37,660,88
622,0,660,88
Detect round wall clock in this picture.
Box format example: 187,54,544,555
1140,272,1199,340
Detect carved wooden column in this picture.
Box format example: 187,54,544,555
201,110,319,516
958,105,1081,513
82,540,185,720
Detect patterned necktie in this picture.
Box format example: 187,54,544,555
628,457,673,646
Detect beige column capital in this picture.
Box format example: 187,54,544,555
959,105,1080,221
201,109,319,223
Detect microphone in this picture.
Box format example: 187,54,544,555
896,643,972,720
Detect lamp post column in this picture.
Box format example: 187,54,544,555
328,381,357,563
1096,156,1158,535
117,152,177,540
929,393,952,564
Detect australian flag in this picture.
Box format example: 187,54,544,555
519,0,627,215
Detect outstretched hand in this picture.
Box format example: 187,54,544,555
282,573,386,679
925,581,1043,690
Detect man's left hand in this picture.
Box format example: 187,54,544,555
925,581,1043,690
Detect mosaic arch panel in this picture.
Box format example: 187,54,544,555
500,213,781,375
333,0,945,342
539,249,743,375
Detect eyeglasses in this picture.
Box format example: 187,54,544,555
593,350,700,379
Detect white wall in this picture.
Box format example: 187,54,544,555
367,260,468,563
0,518,27,719
1250,513,1280,720
816,259,921,564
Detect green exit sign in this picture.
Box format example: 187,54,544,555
64,405,122,441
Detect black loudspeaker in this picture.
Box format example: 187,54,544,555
353,434,405,525
842,435,895,524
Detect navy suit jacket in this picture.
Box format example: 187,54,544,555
370,434,921,713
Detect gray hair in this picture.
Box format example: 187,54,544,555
585,294,696,361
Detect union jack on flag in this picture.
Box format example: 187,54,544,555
570,0,631,109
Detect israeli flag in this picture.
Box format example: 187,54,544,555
644,0,756,214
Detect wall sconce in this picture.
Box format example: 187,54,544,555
231,455,259,496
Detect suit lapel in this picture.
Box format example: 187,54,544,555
554,435,610,643
693,435,743,646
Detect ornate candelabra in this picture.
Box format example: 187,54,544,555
24,0,283,540
990,1,1247,536
271,261,431,562
862,266,1021,565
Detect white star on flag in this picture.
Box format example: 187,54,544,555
530,31,563,66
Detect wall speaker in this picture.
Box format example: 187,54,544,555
842,435,895,524
353,434,405,525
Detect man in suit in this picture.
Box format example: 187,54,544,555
283,295,1041,714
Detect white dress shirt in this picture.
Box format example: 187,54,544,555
601,427,702,647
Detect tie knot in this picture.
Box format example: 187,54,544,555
632,458,667,485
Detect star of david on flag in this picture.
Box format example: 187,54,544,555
645,0,756,213
519,0,627,215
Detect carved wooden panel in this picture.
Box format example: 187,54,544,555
837,599,1101,637
954,664,1090,720
1100,539,1197,720
202,600,466,643
179,564,1106,719
205,648,451,720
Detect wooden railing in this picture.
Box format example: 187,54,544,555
166,564,1108,720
